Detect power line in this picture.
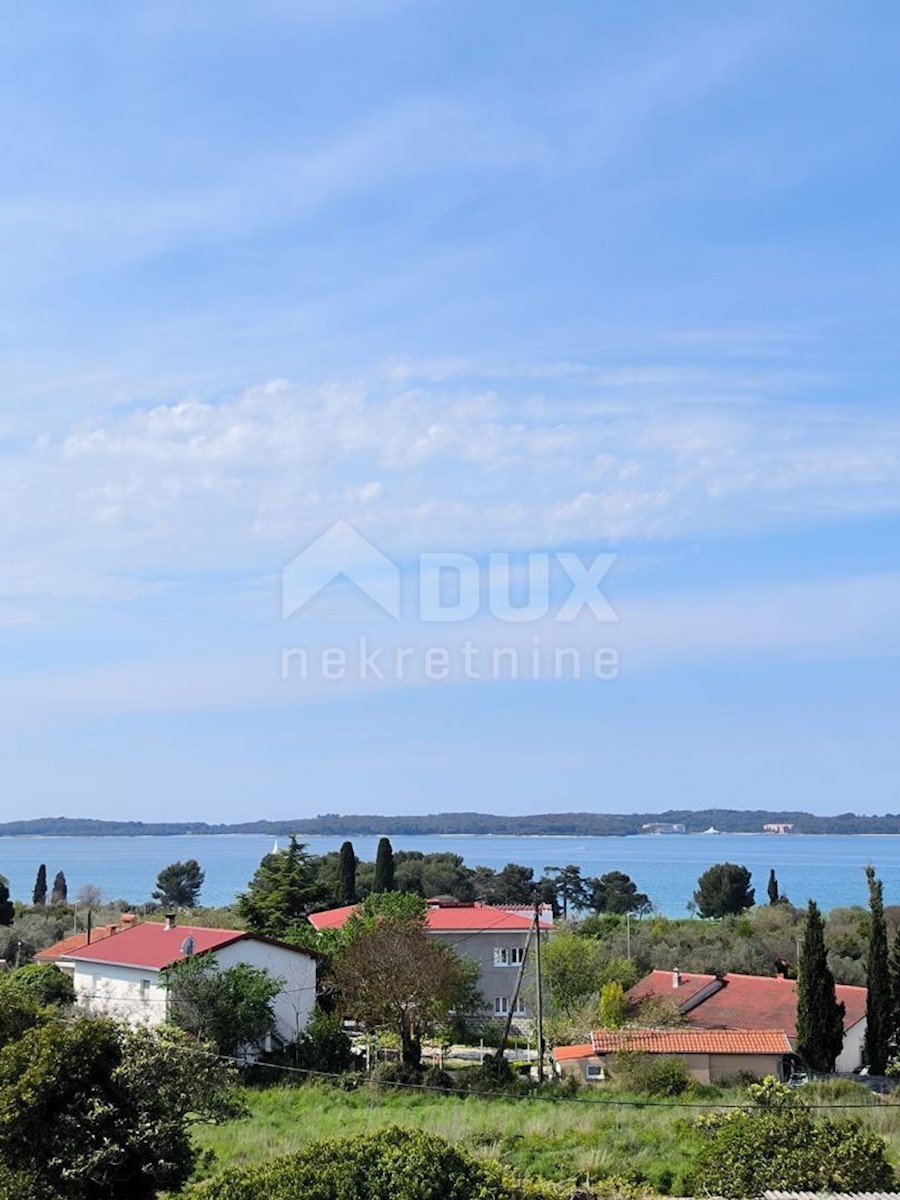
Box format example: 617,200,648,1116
201,1050,894,1111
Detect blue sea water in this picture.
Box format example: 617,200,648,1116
1,832,898,916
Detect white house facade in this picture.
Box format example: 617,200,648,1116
60,917,317,1049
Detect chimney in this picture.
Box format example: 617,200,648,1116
164,913,177,931
672,968,681,989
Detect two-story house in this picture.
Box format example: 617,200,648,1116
309,899,553,1030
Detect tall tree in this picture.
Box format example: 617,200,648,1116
237,836,322,938
767,869,779,905
0,878,13,926
889,926,900,1056
333,912,476,1067
153,860,205,908
373,837,395,893
32,864,48,907
338,841,357,906
865,864,891,1074
693,862,755,919
50,871,67,905
795,899,845,1071
588,870,650,916
544,864,590,919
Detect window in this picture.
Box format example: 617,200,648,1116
493,946,526,967
140,979,151,1002
494,996,509,1016
514,997,527,1016
586,1063,606,1080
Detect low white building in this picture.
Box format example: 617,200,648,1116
60,916,317,1049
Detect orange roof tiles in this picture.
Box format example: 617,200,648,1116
35,926,119,963
552,1043,596,1061
591,1027,792,1055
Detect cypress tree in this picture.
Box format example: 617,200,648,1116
795,899,845,1071
0,877,13,925
339,840,357,905
373,837,395,893
767,869,779,905
32,863,48,907
50,870,68,905
865,864,892,1074
889,926,900,1056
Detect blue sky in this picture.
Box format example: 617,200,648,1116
1,2,899,819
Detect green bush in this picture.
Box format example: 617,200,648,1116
181,1126,565,1200
2,962,74,1006
289,1008,354,1074
612,1051,690,1097
690,1108,895,1198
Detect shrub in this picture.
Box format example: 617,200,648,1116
289,1008,354,1074
612,1051,690,1097
181,1126,565,1200
420,1064,456,1091
2,962,74,1006
690,1108,895,1198
0,1017,241,1199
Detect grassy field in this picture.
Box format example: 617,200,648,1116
189,1078,900,1195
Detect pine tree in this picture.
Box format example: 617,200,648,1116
50,870,68,905
339,841,357,906
767,869,779,905
865,864,892,1074
32,864,48,907
236,836,322,938
373,837,395,893
795,899,845,1071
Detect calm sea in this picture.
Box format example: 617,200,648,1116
1,832,898,916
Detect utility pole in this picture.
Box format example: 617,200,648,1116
626,911,631,961
534,899,545,1083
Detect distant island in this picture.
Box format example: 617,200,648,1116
2,809,900,837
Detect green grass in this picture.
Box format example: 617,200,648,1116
189,1077,900,1197
192,1081,728,1193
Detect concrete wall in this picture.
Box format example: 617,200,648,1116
836,1018,866,1072
428,928,537,1025
215,939,316,1045
73,960,167,1027
556,1050,786,1085
554,1054,606,1082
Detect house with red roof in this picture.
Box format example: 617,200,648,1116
552,1027,793,1085
628,968,867,1072
35,919,127,970
58,913,317,1051
309,898,552,1030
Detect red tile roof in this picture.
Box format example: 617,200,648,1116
591,1027,792,1056
308,901,551,934
35,926,120,963
309,905,357,930
627,970,867,1038
684,973,866,1038
628,969,719,1007
552,1043,596,1061
61,922,270,971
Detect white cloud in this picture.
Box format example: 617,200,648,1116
0,360,898,610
